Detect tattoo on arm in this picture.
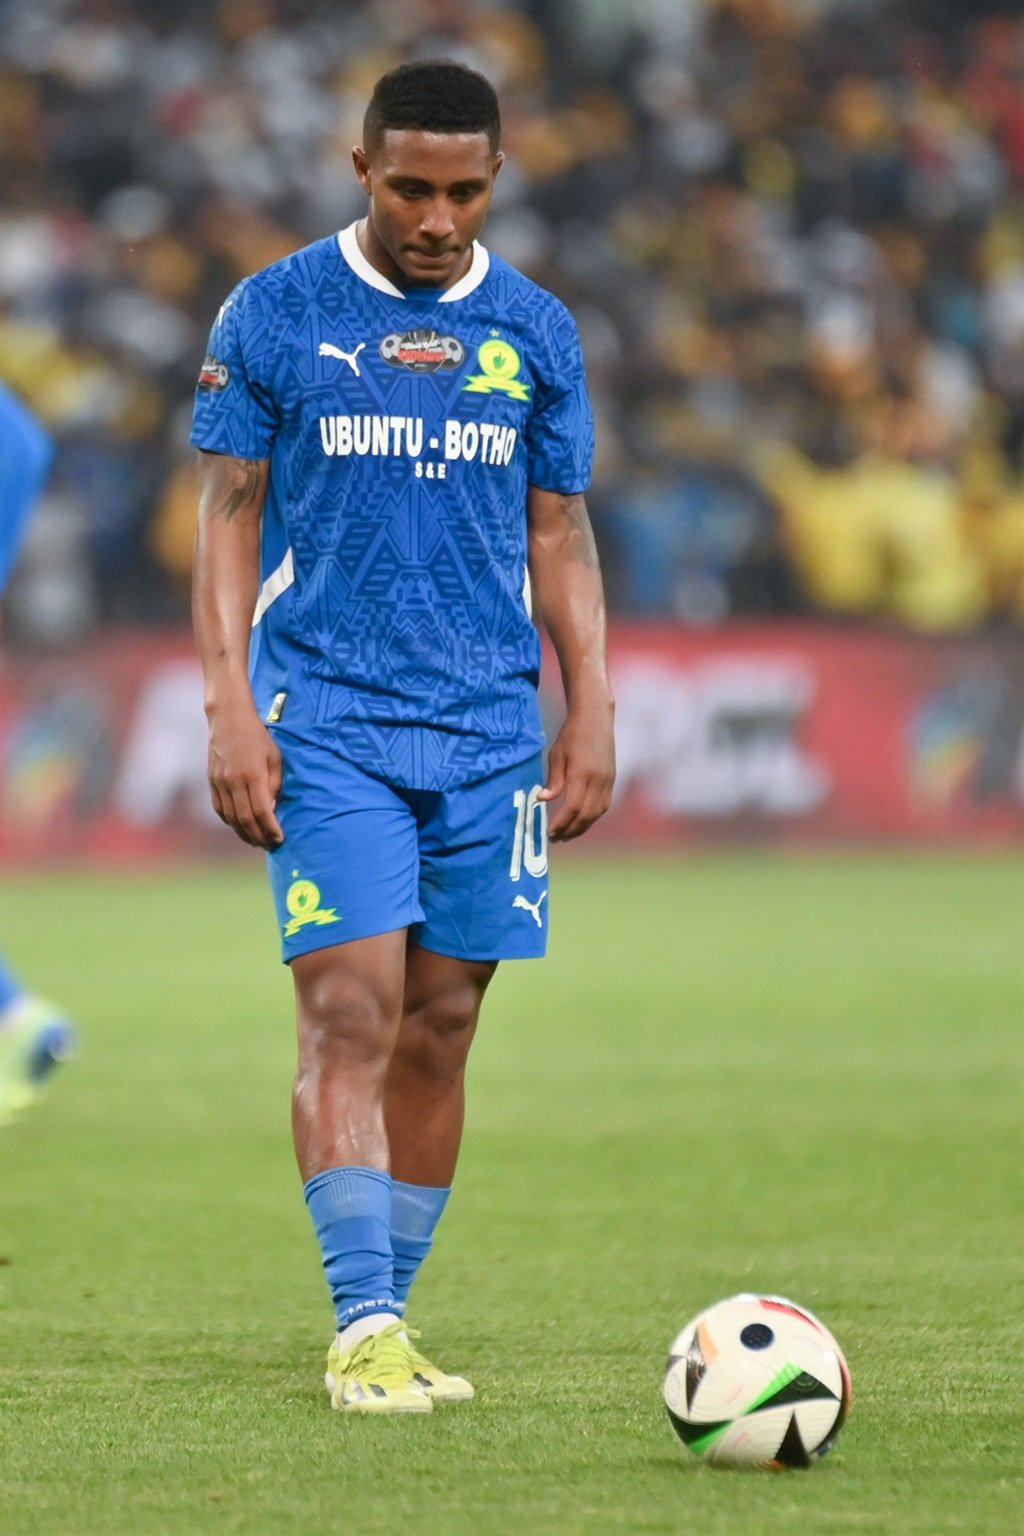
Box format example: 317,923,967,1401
216,459,264,522
560,494,601,569
198,452,266,524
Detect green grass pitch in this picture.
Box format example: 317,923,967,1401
1,854,1021,1535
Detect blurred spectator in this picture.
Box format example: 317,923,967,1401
1,0,1022,640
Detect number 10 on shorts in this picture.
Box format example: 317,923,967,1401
510,786,548,880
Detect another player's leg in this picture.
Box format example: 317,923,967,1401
291,933,432,1414
0,957,75,1128
384,946,496,1400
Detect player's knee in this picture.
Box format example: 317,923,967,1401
296,965,396,1065
400,986,481,1080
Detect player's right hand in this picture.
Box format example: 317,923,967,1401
206,704,284,849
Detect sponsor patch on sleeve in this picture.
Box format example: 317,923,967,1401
197,354,230,391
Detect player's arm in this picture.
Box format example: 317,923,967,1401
527,486,615,841
192,449,283,849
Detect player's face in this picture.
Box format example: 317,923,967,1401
353,130,503,289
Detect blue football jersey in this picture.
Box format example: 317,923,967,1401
191,223,594,790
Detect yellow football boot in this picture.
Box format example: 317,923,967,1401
324,1321,433,1414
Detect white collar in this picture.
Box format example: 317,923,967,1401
337,221,490,303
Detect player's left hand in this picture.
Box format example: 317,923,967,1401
538,699,615,842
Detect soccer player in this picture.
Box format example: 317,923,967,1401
191,61,615,1414
0,382,76,1127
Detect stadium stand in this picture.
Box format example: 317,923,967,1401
0,0,1021,639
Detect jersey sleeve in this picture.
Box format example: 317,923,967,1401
190,282,279,459
524,305,595,494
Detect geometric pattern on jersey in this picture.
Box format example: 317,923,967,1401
191,224,594,790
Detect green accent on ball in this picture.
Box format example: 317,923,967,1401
683,1419,732,1456
682,1365,806,1455
745,1361,804,1415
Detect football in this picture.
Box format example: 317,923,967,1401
663,1293,851,1468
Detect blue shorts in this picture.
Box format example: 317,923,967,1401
267,734,550,964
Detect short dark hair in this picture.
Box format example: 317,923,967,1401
364,61,501,154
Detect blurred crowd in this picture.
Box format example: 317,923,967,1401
1,0,1023,642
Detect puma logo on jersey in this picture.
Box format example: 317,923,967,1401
512,891,547,927
319,341,366,377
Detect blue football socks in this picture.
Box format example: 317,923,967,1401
303,1165,398,1332
390,1180,451,1307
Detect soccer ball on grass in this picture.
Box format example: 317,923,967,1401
663,1293,851,1469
